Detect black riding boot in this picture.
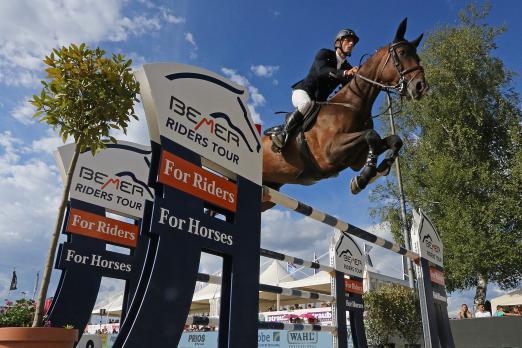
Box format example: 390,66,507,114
271,109,304,152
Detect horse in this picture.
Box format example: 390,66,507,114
261,18,427,211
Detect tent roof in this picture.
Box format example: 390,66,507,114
491,288,522,309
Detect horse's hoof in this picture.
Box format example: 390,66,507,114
350,177,362,195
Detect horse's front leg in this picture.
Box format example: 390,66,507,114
367,134,403,185
350,130,385,194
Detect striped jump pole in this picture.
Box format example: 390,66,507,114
263,186,419,260
197,272,334,302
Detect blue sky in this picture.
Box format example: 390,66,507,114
0,0,521,316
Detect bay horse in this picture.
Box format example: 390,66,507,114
262,19,427,210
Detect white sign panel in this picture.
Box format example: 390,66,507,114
410,209,444,267
54,141,154,219
330,230,365,277
135,63,262,184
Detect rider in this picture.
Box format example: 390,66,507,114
271,28,360,151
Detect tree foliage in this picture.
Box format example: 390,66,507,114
364,285,422,345
370,3,522,301
31,43,140,153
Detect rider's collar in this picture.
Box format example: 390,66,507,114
335,51,345,69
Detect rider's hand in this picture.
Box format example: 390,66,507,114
344,66,359,77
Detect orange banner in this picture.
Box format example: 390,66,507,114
430,267,445,286
66,208,138,248
344,279,364,294
159,150,238,212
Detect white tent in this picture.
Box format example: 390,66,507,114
92,260,297,316
92,293,125,316
491,288,522,311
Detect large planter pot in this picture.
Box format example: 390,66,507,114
0,327,79,348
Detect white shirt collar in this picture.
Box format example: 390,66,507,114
335,51,345,69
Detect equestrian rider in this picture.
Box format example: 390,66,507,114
271,29,360,151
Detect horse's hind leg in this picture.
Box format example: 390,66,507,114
350,130,382,194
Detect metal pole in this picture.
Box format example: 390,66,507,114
387,93,415,288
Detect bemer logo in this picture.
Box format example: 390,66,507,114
338,249,363,267
78,166,151,197
422,235,441,254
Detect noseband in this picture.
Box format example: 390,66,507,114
355,41,424,96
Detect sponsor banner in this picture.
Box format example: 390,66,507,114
135,63,262,184
344,279,363,294
179,332,218,348
55,141,153,219
345,297,365,311
432,291,447,303
330,231,364,277
410,209,444,267
66,208,138,248
258,330,336,348
263,308,334,325
153,200,234,247
159,150,237,212
58,243,134,280
429,267,445,286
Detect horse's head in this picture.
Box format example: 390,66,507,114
379,18,428,100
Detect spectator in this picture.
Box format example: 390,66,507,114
475,303,492,318
513,306,521,316
457,304,473,319
484,300,492,316
494,305,506,317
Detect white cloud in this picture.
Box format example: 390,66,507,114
0,130,65,301
0,0,166,87
110,99,150,145
184,32,197,49
251,65,280,78
0,131,23,167
184,32,198,59
29,132,64,154
11,98,35,125
221,68,265,124
162,9,186,24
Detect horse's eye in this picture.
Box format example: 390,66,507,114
399,49,406,56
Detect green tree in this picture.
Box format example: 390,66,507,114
30,43,140,327
371,3,522,305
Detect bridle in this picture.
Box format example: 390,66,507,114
355,41,424,96
323,41,426,118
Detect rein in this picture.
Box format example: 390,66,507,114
323,41,423,119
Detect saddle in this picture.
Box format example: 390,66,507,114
264,104,329,183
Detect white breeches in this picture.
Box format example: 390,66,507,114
291,89,313,115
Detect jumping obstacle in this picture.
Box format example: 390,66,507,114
263,186,454,348
60,63,453,348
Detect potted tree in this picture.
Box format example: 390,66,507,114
0,43,139,347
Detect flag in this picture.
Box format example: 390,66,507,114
9,270,17,291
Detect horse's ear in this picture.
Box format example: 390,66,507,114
394,18,408,43
410,33,424,48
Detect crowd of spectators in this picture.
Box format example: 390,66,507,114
457,301,521,319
